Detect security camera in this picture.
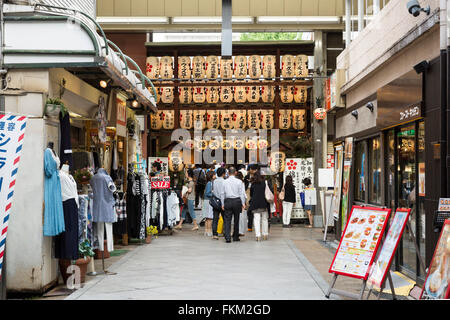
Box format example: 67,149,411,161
407,0,430,17
351,110,358,119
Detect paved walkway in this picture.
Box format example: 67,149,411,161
66,225,329,300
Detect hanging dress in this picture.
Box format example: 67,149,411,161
43,148,65,236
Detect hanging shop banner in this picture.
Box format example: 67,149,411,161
261,82,275,103
159,56,173,79
294,86,308,104
292,109,306,130
233,110,247,130
148,157,169,176
419,162,425,197
220,110,234,130
280,85,294,104
281,54,295,78
146,56,160,79
248,55,262,78
329,206,392,279
162,110,174,130
262,55,276,78
247,110,261,130
295,55,308,78
246,85,260,103
324,77,331,111
193,86,206,103
193,110,206,130
279,109,292,130
178,56,192,79
161,83,174,104
205,85,220,104
180,110,193,129
150,111,163,130
179,87,192,104
330,144,344,220
341,137,354,230
420,219,450,299
220,58,233,79
205,55,219,79
234,55,248,79
150,176,171,189
116,98,127,137
0,114,28,278
261,110,274,130
206,110,220,129
269,152,286,173
220,83,233,103
284,158,314,219
367,208,411,289
234,86,247,103
192,56,205,79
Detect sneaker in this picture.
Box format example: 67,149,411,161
212,236,219,240
233,238,240,242
226,239,231,243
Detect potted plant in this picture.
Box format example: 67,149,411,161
73,168,93,185
146,225,158,243
59,239,94,285
45,97,68,119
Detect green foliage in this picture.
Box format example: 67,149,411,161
79,239,95,258
240,32,302,41
73,167,93,184
283,136,313,158
45,97,68,117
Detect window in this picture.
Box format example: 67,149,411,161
354,141,366,202
369,137,382,204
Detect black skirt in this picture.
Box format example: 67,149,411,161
55,198,79,260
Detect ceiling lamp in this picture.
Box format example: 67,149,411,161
99,79,111,88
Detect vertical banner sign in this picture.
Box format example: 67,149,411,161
0,115,27,279
284,158,314,219
330,144,344,220
341,137,354,230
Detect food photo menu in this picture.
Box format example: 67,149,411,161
329,207,391,279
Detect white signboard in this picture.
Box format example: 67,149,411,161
0,115,28,278
284,158,314,219
148,157,169,176
318,168,334,188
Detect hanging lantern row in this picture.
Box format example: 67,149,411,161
179,138,270,151
150,109,307,131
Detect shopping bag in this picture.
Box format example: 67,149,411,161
265,181,274,203
300,192,305,208
217,215,224,234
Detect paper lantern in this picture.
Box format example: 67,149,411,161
194,139,207,150
155,87,161,103
314,108,327,120
193,110,206,130
261,110,274,129
179,86,192,104
247,85,260,103
279,109,292,130
234,86,247,103
294,86,308,103
205,55,219,79
193,86,206,103
221,110,234,130
178,56,191,79
262,55,276,79
245,139,258,150
192,56,205,79
281,55,295,78
150,111,163,130
292,109,306,130
146,56,160,79
161,82,174,104
269,152,286,173
159,56,173,79
220,58,233,79
247,109,261,129
220,83,233,103
222,139,232,150
280,85,294,103
234,109,247,129
234,139,245,150
206,110,220,129
180,110,193,129
248,55,262,78
208,139,220,150
234,55,248,79
258,139,269,149
205,84,220,104
261,82,275,103
295,55,308,78
168,150,184,172
162,110,174,129
185,139,194,149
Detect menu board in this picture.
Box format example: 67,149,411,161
420,219,450,299
367,209,411,288
329,206,391,279
438,198,450,212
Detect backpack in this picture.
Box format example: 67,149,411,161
197,169,206,185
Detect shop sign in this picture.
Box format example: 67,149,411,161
284,158,314,219
151,176,170,189
0,115,28,278
341,137,354,230
324,78,331,111
437,198,450,211
329,206,392,279
148,157,169,176
330,144,344,220
116,99,127,136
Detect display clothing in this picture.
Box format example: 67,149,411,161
166,192,180,226
43,148,65,236
59,112,73,170
78,194,94,246
90,168,116,223
126,171,150,238
113,192,127,235
55,198,79,260
60,169,79,207
96,222,113,252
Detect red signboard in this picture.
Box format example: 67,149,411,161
324,78,331,111
151,176,170,189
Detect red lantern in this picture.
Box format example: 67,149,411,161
314,108,327,120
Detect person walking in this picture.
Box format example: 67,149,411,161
244,164,258,232
202,170,216,237
302,177,315,228
211,167,226,240
193,165,206,209
281,175,296,228
236,171,247,236
248,170,269,241
222,167,246,243
174,168,199,231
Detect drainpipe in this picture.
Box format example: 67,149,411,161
440,0,448,198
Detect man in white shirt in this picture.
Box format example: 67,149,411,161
222,167,246,243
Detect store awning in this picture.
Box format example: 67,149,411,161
2,3,157,111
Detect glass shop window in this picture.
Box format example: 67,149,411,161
369,137,382,204
354,141,366,202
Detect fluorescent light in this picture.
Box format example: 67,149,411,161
256,16,341,24
97,16,169,24
172,16,254,24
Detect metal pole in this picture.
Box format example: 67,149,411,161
440,0,448,198
373,0,380,14
446,0,450,196
358,0,364,32
345,0,351,47
0,247,6,300
221,0,232,59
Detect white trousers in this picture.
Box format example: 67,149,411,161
253,210,269,237
239,210,248,234
282,201,294,225
96,222,114,252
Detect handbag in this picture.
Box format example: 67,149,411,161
279,187,285,202
181,185,188,205
265,180,274,203
209,181,222,211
